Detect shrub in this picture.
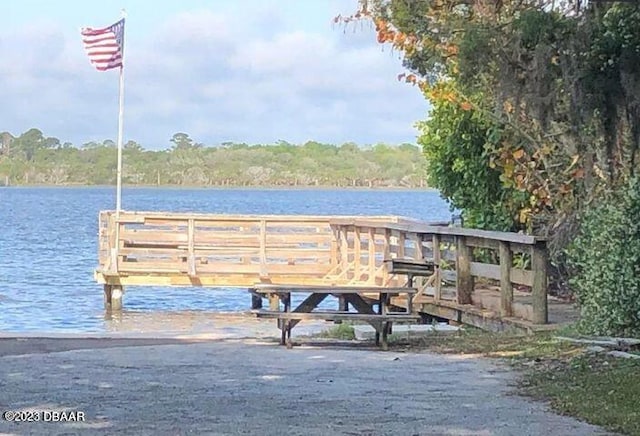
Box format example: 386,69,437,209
567,178,640,336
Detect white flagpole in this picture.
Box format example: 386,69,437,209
115,10,126,218
116,65,125,218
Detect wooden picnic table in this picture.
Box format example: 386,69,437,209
248,284,420,350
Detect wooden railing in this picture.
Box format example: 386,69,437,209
329,218,548,324
98,211,404,283
97,211,548,324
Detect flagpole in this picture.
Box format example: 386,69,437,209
116,66,124,218
113,11,126,277
115,10,126,219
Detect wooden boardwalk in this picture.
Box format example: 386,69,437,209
95,211,576,332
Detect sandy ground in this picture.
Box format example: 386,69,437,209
0,329,614,436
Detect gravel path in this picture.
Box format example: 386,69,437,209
0,337,612,436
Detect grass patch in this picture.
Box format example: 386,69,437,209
390,328,583,360
522,355,640,435
397,327,640,435
315,323,356,340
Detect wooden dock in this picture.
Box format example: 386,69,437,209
95,211,575,333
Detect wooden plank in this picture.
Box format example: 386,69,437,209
470,262,500,280
328,218,545,244
456,236,473,304
469,262,533,286
531,242,548,324
252,285,418,294
254,311,420,322
95,272,334,287
511,268,533,287
433,234,442,301
499,241,513,317
119,262,332,276
288,293,329,329
466,237,499,249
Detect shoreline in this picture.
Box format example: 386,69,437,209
0,184,438,192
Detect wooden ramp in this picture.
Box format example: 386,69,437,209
95,211,577,333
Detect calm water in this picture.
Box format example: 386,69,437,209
0,187,451,332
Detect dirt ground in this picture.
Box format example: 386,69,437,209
0,331,613,436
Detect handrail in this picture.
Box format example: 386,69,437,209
329,217,545,244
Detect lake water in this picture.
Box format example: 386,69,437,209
0,187,451,333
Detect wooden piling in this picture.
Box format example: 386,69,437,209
104,284,124,311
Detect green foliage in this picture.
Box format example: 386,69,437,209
567,178,640,336
417,95,524,231
0,129,429,188
316,323,355,340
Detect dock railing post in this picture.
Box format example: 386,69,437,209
259,219,267,278
187,218,196,276
368,228,376,284
531,241,548,324
499,241,514,317
354,226,361,281
432,234,441,301
109,212,120,274
456,236,473,305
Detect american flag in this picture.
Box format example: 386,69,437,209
81,18,125,71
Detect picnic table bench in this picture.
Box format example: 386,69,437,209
248,284,420,350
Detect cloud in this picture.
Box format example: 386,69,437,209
0,5,427,149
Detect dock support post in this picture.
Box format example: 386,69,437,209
104,284,124,311
335,296,348,324
251,293,263,310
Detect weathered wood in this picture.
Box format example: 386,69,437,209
469,262,533,286
252,284,417,294
330,227,338,270
531,242,548,324
499,241,513,317
456,236,473,305
329,218,545,244
104,284,124,311
382,228,391,285
433,234,442,301
354,227,362,280
269,294,279,311
411,233,423,260
339,226,348,274
255,311,419,322
397,232,406,259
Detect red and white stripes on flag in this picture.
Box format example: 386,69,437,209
81,18,125,71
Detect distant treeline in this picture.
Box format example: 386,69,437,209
0,129,428,188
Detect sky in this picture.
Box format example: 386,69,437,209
1,1,429,149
